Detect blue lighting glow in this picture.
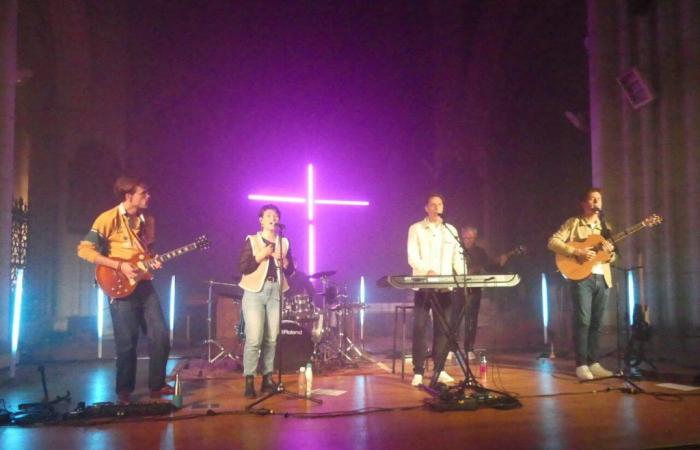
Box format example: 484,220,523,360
11,269,24,355
169,275,176,343
97,287,105,359
541,273,549,344
627,271,635,326
97,289,105,339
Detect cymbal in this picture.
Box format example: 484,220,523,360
308,270,337,279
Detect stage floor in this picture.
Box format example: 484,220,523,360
1,349,700,450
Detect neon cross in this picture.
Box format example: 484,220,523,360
248,163,369,274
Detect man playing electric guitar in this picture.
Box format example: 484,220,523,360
548,187,616,381
77,176,172,404
455,226,525,358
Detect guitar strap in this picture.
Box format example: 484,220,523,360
120,211,149,254
599,212,612,240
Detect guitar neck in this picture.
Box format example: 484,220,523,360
147,242,200,267
610,221,647,245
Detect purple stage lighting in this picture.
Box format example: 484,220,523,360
248,163,369,274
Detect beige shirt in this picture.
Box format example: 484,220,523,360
547,216,616,287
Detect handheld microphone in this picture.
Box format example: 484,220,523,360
274,223,286,230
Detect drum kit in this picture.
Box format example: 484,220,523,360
279,270,370,372
205,271,369,373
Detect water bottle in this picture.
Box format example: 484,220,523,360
172,373,183,408
479,354,488,380
298,367,306,395
305,362,313,397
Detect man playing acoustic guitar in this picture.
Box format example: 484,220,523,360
77,176,172,404
548,188,616,381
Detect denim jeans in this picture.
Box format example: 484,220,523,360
108,281,170,394
412,289,453,375
241,280,280,376
571,274,609,366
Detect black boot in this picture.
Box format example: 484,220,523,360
261,373,279,393
244,375,256,398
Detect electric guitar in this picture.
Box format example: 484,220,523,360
555,214,662,280
96,235,210,298
502,245,527,261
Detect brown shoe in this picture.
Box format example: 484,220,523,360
150,383,175,399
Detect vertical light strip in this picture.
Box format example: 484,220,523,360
541,273,549,344
360,276,366,342
627,271,635,326
10,269,25,378
97,288,105,359
308,224,316,276
307,164,314,221
307,163,315,274
169,275,176,344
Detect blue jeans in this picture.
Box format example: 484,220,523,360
241,281,280,376
571,274,609,366
108,281,170,394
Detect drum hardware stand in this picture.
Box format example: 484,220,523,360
335,301,373,362
12,366,71,424
203,280,240,364
318,296,374,369
247,227,322,412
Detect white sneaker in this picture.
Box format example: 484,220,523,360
575,365,594,381
437,370,455,384
411,374,423,387
589,362,613,378
468,351,476,361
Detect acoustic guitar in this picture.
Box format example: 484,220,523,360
555,214,662,280
96,235,210,298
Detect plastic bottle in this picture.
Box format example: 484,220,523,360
298,367,306,395
479,354,488,380
172,373,183,408
305,362,313,397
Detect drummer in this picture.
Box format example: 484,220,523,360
286,270,316,300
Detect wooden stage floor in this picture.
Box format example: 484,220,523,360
1,352,700,450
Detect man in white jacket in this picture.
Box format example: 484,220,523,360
407,193,467,387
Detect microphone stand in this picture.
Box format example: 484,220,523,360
422,217,522,411
247,225,322,412
429,217,479,390
580,210,645,393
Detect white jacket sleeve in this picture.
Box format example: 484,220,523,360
407,224,429,274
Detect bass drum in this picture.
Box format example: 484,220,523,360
275,320,314,373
